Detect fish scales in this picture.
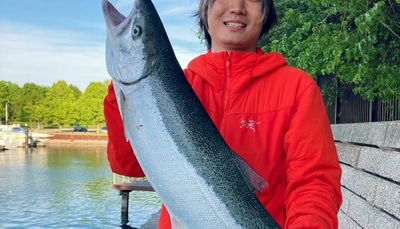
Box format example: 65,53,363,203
103,0,280,228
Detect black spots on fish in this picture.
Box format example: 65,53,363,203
148,72,280,227
131,24,142,40
147,74,281,227
136,124,144,131
140,0,173,63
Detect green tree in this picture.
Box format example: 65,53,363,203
0,81,20,124
40,81,79,128
69,84,82,99
77,82,108,131
13,83,48,125
31,102,47,129
262,0,400,100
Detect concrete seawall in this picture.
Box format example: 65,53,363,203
332,121,400,228
47,133,108,145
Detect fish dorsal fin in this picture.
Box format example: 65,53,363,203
234,155,268,193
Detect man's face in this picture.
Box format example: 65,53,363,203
207,0,263,52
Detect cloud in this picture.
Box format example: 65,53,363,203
100,0,203,51
166,24,201,44
0,20,109,90
77,20,106,31
160,5,196,17
0,19,204,91
173,45,204,69
108,0,134,16
110,0,197,18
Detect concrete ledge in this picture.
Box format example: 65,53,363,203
340,187,353,214
374,180,400,219
340,164,400,220
338,210,361,229
336,143,361,167
358,147,400,183
352,122,388,147
384,121,400,149
334,121,400,227
340,164,377,203
332,122,388,147
331,124,355,143
344,188,399,229
338,143,400,183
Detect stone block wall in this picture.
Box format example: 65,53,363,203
331,121,400,228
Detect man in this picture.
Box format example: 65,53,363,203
104,0,342,228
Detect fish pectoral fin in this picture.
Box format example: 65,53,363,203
234,155,268,193
120,94,131,143
113,83,130,142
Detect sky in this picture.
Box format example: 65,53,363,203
0,0,206,90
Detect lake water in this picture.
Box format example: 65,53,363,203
0,146,161,228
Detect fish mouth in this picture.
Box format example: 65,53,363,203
102,0,137,31
102,0,126,27
223,21,247,29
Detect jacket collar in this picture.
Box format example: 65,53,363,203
187,48,287,91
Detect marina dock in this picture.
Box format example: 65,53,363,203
0,125,50,150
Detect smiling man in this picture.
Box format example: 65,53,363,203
104,0,342,228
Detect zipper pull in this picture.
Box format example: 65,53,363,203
226,52,231,74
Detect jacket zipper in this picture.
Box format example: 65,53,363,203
220,52,231,133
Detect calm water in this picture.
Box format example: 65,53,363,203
0,146,161,228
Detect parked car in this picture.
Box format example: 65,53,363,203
73,124,87,132
100,126,108,133
11,126,26,133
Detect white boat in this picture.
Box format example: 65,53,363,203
0,138,6,151
0,125,50,149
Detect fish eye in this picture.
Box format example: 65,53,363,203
132,25,142,39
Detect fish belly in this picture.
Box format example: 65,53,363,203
121,80,241,228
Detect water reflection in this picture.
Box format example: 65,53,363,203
0,146,161,228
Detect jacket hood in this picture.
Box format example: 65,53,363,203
187,48,287,91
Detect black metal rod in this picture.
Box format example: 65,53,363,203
24,128,29,153
120,190,131,226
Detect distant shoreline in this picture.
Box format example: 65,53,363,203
46,132,108,145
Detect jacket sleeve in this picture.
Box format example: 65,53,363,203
283,82,342,228
103,83,145,177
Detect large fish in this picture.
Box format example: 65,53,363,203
102,0,280,228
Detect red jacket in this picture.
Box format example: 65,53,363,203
104,49,342,228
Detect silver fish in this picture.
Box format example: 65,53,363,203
102,0,280,228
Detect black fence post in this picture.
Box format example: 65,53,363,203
120,190,131,226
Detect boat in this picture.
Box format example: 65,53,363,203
0,125,50,149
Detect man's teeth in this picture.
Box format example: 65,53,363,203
224,22,246,28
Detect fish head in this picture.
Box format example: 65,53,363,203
103,0,176,90
103,0,153,85
102,0,176,139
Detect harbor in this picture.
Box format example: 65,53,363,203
0,146,161,228
0,125,49,150
0,124,108,151
0,123,162,228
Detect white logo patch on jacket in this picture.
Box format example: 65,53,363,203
240,119,261,132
